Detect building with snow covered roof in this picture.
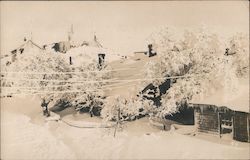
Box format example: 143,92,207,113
189,79,249,142
11,40,43,55
63,35,121,66
9,40,44,63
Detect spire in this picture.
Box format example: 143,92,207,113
71,24,74,34
68,24,74,42
93,34,103,48
94,34,97,42
30,32,33,41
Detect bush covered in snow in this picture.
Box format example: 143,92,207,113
101,95,155,122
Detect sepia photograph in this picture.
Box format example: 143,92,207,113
0,1,249,159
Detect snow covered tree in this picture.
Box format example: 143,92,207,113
145,27,248,119
47,60,110,116
71,60,114,113
148,27,177,55
101,94,155,122
226,33,249,78
1,50,71,96
1,46,112,116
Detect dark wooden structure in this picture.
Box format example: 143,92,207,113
52,41,71,53
98,53,105,69
190,103,250,142
165,104,194,125
233,111,250,142
140,77,172,107
148,44,157,57
133,44,157,58
194,104,221,135
69,56,72,65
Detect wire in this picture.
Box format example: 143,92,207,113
0,81,136,89
0,81,145,96
0,82,141,94
0,67,137,75
1,74,193,83
1,89,100,96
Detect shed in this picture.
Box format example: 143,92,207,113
190,80,249,142
190,104,232,135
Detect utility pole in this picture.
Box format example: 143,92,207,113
114,108,121,137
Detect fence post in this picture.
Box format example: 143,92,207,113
247,115,249,142
218,112,221,138
114,108,121,138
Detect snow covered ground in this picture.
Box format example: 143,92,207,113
1,96,249,159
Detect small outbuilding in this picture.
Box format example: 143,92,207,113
190,80,249,142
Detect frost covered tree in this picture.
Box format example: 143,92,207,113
65,62,109,115
148,27,177,54
101,94,155,122
1,47,111,116
145,27,248,119
226,33,249,78
1,51,71,96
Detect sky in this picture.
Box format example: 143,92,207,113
0,1,249,55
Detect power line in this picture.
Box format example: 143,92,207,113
0,77,141,89
1,74,194,84
0,80,135,89
0,67,137,75
1,89,101,96
0,77,190,96
0,82,140,93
